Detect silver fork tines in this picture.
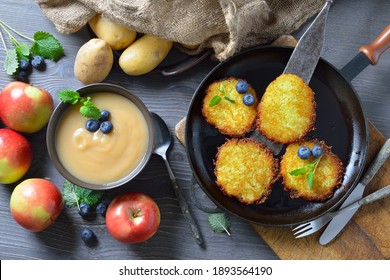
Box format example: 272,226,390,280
292,223,318,238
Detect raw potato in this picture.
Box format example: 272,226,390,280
88,14,137,51
74,38,114,84
119,34,173,76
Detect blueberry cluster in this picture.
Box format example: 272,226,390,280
236,80,255,106
85,109,113,134
297,145,323,160
79,202,107,219
79,202,108,245
15,55,46,83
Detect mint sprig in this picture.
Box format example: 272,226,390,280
0,19,64,76
58,89,101,119
289,155,323,189
209,82,236,107
62,180,104,209
31,31,64,61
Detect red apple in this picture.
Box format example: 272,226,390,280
10,178,63,232
0,128,32,184
0,81,54,133
106,192,160,244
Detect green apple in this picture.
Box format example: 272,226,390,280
10,178,63,232
0,128,32,184
0,81,54,133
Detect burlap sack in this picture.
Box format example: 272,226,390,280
36,0,325,61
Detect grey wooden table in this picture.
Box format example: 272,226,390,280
0,0,389,260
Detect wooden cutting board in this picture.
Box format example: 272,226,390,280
175,118,390,260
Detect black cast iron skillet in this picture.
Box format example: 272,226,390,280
185,25,390,226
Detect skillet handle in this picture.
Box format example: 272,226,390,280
359,24,390,65
341,24,390,81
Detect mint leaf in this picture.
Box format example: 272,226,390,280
4,49,18,75
31,31,64,61
307,172,314,189
80,98,101,119
209,95,222,107
289,167,307,176
224,96,235,104
62,180,104,208
15,43,30,61
208,212,231,235
219,83,226,93
58,89,80,104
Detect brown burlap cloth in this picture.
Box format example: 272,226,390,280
36,0,325,61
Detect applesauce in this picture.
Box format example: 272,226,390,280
55,92,149,185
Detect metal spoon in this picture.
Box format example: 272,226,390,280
151,112,203,246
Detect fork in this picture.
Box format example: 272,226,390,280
292,185,390,238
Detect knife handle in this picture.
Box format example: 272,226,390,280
359,24,390,65
358,185,390,207
360,138,390,186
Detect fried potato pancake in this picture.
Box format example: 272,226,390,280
257,73,316,144
202,77,258,137
280,140,344,202
214,138,278,204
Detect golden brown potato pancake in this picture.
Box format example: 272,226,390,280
280,140,344,202
257,73,316,144
202,77,258,137
214,138,279,204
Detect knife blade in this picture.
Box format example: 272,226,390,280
260,0,332,155
283,0,333,84
319,138,390,245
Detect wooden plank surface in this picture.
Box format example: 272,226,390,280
0,0,390,260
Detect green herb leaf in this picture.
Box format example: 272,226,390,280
288,153,323,189
224,96,236,104
80,97,101,119
289,167,307,176
62,180,104,209
219,83,226,93
57,89,80,104
31,31,64,61
209,95,222,107
307,163,316,172
4,49,18,75
15,43,30,61
208,212,231,235
307,172,314,189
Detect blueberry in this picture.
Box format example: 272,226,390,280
31,55,46,71
85,119,100,132
16,70,29,83
236,80,249,94
99,110,110,122
100,121,113,134
96,202,108,217
297,146,312,160
312,145,323,158
79,202,92,218
81,229,97,245
19,59,31,72
242,93,255,106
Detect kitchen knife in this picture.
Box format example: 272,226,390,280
319,138,390,245
283,0,333,84
257,0,332,155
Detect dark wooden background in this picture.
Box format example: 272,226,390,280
0,0,389,260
